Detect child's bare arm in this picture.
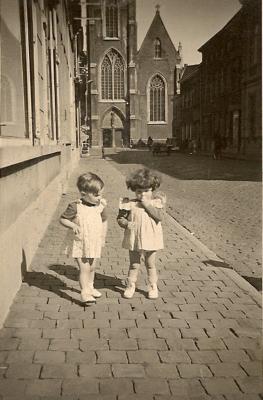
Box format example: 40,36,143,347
60,217,80,234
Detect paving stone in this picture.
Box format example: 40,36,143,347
136,319,161,328
201,378,241,395
6,350,34,364
97,350,128,363
137,339,167,350
79,338,109,351
209,363,247,377
66,350,96,364
177,363,212,378
112,364,145,378
127,350,159,364
217,350,250,362
41,364,77,378
49,339,79,351
5,363,41,379
62,378,99,395
127,328,156,339
168,379,206,397
155,327,181,339
83,318,110,328
188,350,220,364
159,318,188,328
99,378,134,394
0,379,27,396
0,339,19,351
158,350,191,364
134,378,170,395
43,328,70,339
223,338,260,350
34,350,66,364
29,319,56,328
145,364,179,378
240,361,262,377
195,338,226,350
109,339,138,350
25,379,62,397
79,364,112,377
57,319,83,329
71,328,99,339
235,376,263,394
100,328,128,340
18,338,49,351
166,338,197,351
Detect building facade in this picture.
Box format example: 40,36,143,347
84,1,182,147
198,0,261,156
176,65,200,150
240,0,261,156
0,0,80,326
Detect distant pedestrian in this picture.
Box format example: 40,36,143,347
60,173,107,303
117,168,166,299
213,136,222,160
147,136,153,150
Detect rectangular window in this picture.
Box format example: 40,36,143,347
0,0,28,137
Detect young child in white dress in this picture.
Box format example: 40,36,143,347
60,172,107,303
117,168,166,299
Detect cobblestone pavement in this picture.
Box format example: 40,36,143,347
0,157,262,400
106,150,262,280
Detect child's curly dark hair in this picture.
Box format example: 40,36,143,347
126,168,161,192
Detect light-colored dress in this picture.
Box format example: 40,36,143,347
119,197,164,251
63,199,107,259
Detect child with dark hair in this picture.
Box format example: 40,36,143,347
60,172,107,303
117,168,166,299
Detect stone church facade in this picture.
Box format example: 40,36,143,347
88,0,182,147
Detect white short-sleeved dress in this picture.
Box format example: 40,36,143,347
119,198,164,251
62,198,107,259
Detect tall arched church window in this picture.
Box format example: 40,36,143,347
154,38,161,58
149,75,166,122
101,49,124,100
105,0,119,38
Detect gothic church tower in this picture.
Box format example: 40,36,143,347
88,0,137,147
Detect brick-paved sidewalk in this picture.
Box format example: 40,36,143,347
0,158,262,400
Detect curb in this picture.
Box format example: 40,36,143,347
166,212,262,306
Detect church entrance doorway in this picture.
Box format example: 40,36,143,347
101,108,125,148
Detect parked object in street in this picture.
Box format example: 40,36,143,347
152,142,172,156
117,168,167,300
60,173,108,303
81,141,89,156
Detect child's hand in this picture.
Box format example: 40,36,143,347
72,224,81,235
141,197,151,207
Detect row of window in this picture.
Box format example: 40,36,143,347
0,0,74,141
100,49,166,122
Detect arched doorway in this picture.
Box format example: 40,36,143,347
101,108,125,147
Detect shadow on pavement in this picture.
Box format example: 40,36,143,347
105,150,261,182
23,265,148,304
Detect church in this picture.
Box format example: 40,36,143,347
86,0,183,147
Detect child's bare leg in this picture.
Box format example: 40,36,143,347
124,250,141,298
76,257,96,302
145,251,158,299
89,261,102,298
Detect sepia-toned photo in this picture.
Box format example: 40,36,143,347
0,0,261,398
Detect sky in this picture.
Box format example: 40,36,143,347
136,0,242,65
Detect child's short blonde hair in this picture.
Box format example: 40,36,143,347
77,172,104,194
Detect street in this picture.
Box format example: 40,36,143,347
0,155,261,399
106,150,262,286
